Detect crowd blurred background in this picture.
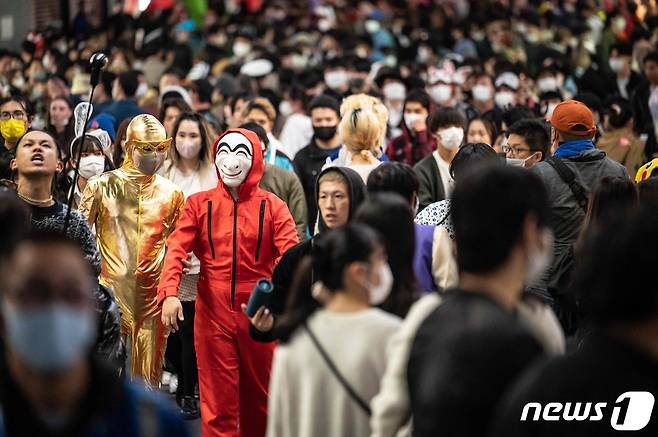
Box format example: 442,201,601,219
2,0,658,175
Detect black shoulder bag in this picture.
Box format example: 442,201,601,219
303,322,372,416
546,157,589,211
545,157,588,336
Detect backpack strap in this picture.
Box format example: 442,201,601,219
546,157,589,212
303,322,372,416
437,203,451,227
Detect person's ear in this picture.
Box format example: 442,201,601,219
550,129,559,154
527,152,542,167
520,213,540,255
345,261,367,287
411,192,419,211
9,158,17,172
55,160,64,174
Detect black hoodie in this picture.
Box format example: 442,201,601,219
249,166,366,342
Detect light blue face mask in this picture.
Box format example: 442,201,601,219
2,301,96,372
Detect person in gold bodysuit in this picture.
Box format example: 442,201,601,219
80,114,185,386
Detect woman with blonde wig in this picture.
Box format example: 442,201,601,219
328,93,389,183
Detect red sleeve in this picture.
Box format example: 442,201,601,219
386,137,395,160
270,198,299,265
157,195,201,305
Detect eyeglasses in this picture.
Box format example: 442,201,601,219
131,138,172,153
0,110,27,121
502,145,534,155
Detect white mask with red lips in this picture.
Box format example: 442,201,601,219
215,132,254,188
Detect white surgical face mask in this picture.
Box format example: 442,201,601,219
507,153,539,168
365,20,381,34
472,84,492,102
12,75,26,89
525,228,554,285
417,46,432,63
537,77,558,93
176,140,202,160
404,112,424,130
318,19,332,32
438,126,464,150
215,131,253,188
388,108,403,128
609,57,625,73
278,100,293,117
429,84,452,103
2,301,96,372
78,155,105,179
135,82,148,98
382,82,406,101
495,91,516,108
367,262,393,305
290,54,308,70
384,55,397,67
324,70,348,89
233,41,252,58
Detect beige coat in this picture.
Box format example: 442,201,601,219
597,127,646,176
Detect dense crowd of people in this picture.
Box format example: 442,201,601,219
1,0,658,436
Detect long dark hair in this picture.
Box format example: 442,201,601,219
113,118,130,167
354,193,416,317
466,115,497,146
276,223,382,343
166,112,212,172
70,134,115,172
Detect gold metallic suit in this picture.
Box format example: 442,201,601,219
80,114,184,386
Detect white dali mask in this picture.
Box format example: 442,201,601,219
215,132,254,188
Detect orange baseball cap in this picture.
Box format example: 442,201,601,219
549,100,597,137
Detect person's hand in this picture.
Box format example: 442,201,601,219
241,304,274,333
162,296,184,331
182,253,193,274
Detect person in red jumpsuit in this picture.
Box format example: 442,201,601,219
158,128,298,437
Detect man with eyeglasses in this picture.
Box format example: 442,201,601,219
503,118,550,168
79,114,185,387
0,96,32,179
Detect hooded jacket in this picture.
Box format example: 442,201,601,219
157,128,299,310
250,166,367,342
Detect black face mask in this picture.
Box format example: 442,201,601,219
313,125,337,141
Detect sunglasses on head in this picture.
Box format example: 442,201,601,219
131,138,172,153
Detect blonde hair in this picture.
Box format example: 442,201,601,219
338,94,388,155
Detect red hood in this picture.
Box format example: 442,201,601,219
213,128,265,200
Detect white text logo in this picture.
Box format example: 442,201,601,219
520,391,654,431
